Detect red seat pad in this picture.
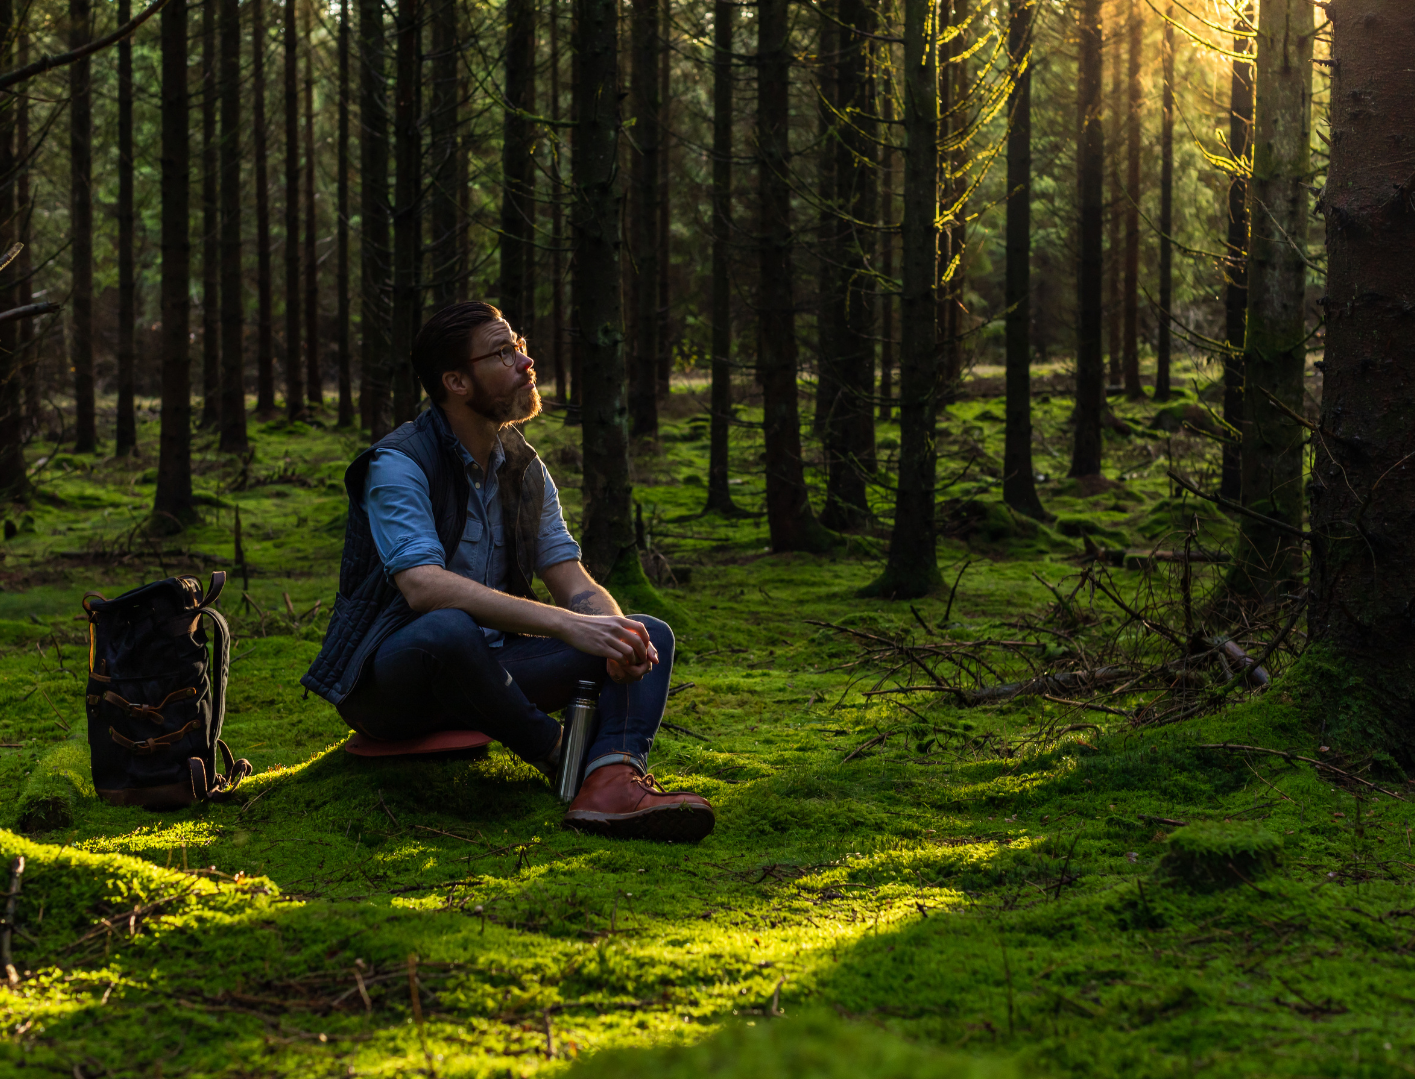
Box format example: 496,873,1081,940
344,730,494,757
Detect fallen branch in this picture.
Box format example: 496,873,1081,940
961,666,1135,706
1199,743,1406,802
660,721,710,742
1166,470,1310,540
843,732,887,762
1041,693,1131,719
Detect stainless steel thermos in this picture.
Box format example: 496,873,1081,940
554,680,598,803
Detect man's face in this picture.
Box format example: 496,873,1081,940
454,317,541,426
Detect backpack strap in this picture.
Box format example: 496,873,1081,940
189,596,252,802
110,721,202,755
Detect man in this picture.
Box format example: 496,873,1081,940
302,301,714,842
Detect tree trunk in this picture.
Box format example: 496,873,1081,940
1121,0,1143,399
1154,5,1174,402
704,0,737,516
499,0,535,332
428,0,457,313
1234,0,1312,601
812,0,837,440
253,0,276,415
335,0,353,426
390,0,422,424
284,0,303,418
156,0,195,525
1004,0,1046,521
878,91,894,422
1310,0,1415,749
200,0,220,428
16,31,35,441
115,0,137,456
0,0,21,494
1069,0,1105,479
303,0,320,409
656,1,671,401
864,0,938,596
1221,4,1253,503
550,0,566,402
1105,3,1121,388
939,0,968,405
359,0,390,438
218,0,247,452
821,0,876,531
628,0,659,438
70,0,95,451
758,0,832,554
573,0,634,578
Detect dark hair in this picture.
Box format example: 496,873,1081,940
410,301,502,403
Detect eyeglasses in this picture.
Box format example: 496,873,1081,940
467,336,529,367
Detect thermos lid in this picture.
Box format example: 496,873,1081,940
576,679,598,695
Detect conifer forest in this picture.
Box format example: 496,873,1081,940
2,0,1415,1074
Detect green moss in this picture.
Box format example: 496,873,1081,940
13,740,93,834
1158,822,1283,892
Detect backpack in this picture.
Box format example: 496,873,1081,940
83,571,252,809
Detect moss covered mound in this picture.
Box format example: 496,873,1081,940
1159,821,1282,892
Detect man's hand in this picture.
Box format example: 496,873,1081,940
557,612,658,674
542,560,658,684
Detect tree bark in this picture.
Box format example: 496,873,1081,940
115,0,137,456
550,0,566,402
336,0,354,426
1221,4,1253,503
565,3,582,428
1004,0,1045,521
821,0,876,531
656,0,671,401
1310,0,1415,749
812,0,836,440
16,31,35,442
1105,1,1121,388
1121,0,1143,399
0,0,22,494
1234,0,1312,601
499,0,535,332
359,0,390,438
390,0,421,424
253,0,276,415
428,0,458,314
284,0,303,418
629,0,659,438
1069,0,1105,479
939,0,968,405
70,0,95,451
704,0,737,516
200,0,219,428
864,0,938,596
156,0,195,524
878,90,894,422
758,0,832,554
218,0,247,452
1154,5,1174,402
303,0,320,409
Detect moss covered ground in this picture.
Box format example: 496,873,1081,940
3,369,1413,1078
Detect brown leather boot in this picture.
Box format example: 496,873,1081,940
563,764,715,842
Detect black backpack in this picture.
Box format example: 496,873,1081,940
84,571,251,809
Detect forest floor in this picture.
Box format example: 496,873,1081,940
4,361,1413,1079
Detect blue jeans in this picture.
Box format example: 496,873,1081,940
337,608,674,777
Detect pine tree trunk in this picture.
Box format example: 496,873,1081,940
1154,6,1174,402
821,0,876,531
655,3,671,400
303,1,320,409
284,0,304,418
390,0,421,424
253,0,277,415
201,0,220,428
812,1,837,440
218,0,247,452
1310,0,1415,747
864,0,938,596
940,0,968,404
16,31,36,442
115,0,138,456
428,0,458,314
1221,5,1253,503
336,1,354,426
359,0,391,438
878,92,894,423
1069,0,1105,479
758,0,832,554
628,0,659,438
704,0,737,516
1233,0,1312,601
499,0,535,331
573,0,633,578
0,0,21,494
550,0,566,402
156,0,195,525
1004,0,1046,521
1121,0,1143,399
1105,3,1121,388
70,0,96,452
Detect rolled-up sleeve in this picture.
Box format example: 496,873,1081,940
535,461,582,574
364,449,447,578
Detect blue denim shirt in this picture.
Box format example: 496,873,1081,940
361,435,581,647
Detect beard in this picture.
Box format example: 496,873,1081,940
470,376,542,427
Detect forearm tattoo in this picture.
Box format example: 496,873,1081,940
567,589,605,614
